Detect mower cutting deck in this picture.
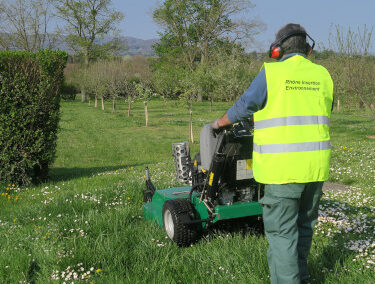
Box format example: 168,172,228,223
144,186,262,226
143,120,263,247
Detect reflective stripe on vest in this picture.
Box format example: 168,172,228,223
253,140,331,154
254,115,330,130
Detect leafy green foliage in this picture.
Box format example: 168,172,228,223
153,0,263,68
0,50,68,185
134,83,154,103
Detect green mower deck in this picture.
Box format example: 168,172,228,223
143,186,263,228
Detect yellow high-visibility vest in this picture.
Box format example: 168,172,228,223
253,55,333,184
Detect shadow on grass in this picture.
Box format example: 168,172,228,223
207,216,264,237
310,241,356,283
49,163,148,182
27,260,40,284
309,199,375,283
205,199,373,283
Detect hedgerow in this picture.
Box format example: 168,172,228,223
0,49,68,185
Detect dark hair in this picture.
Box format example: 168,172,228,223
276,23,309,55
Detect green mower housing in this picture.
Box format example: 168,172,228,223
143,186,262,228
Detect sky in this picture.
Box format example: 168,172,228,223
113,0,375,52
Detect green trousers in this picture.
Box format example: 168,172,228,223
260,182,323,284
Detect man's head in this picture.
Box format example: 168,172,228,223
269,23,314,60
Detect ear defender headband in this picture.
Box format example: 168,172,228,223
269,30,315,60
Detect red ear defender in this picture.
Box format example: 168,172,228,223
269,30,315,59
307,46,313,56
270,46,281,59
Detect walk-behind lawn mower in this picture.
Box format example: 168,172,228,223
143,120,264,247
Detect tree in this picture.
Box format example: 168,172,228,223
53,0,124,66
153,0,264,70
152,61,185,106
193,62,216,111
179,69,199,143
0,0,58,51
328,25,375,119
80,61,107,109
124,78,139,117
135,83,154,127
104,60,128,113
211,52,259,103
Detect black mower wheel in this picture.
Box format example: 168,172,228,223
162,198,200,247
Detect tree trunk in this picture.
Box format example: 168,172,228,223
197,94,203,102
81,88,86,102
189,101,194,143
88,97,91,106
101,97,105,110
210,99,213,112
164,97,167,105
128,102,131,117
84,47,89,67
95,95,98,108
337,98,340,112
144,102,148,127
112,97,116,113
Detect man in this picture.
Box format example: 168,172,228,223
212,23,333,284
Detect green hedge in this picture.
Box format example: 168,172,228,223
0,50,68,185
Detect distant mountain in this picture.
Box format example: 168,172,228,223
0,33,159,57
60,36,159,57
122,36,158,56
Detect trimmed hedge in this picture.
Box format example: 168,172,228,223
0,50,68,185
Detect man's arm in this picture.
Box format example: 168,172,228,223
212,68,268,129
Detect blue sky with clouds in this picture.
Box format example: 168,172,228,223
113,0,375,51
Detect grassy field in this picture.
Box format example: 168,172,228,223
0,99,374,283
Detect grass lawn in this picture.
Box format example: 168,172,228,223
0,99,374,283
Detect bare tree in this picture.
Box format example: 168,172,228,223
104,61,128,113
329,25,375,119
135,83,154,127
0,0,58,51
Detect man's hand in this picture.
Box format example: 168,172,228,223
211,113,232,130
211,119,220,130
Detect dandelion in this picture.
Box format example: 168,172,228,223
96,268,102,273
